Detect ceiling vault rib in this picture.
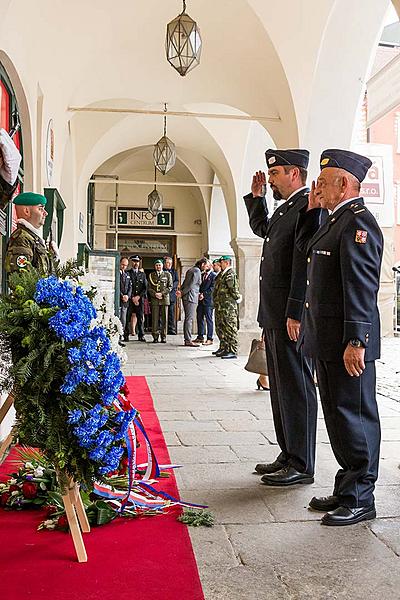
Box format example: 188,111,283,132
69,106,281,123
89,179,221,188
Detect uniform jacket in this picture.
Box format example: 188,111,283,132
120,270,132,305
297,199,383,362
199,270,216,307
5,222,53,275
244,188,325,329
147,270,173,306
181,266,201,303
165,268,179,302
214,267,240,313
127,269,147,298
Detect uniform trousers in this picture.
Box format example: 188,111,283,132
196,303,214,340
264,328,317,475
151,303,167,340
127,298,144,338
315,359,380,508
217,307,238,354
168,301,177,334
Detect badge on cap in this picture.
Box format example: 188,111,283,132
268,156,276,165
355,230,368,244
16,255,28,268
320,158,330,166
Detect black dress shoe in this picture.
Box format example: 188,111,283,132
309,495,340,512
118,341,126,347
160,338,167,343
261,465,314,486
254,458,287,475
321,504,376,526
212,348,222,355
214,349,225,356
220,352,237,359
153,338,159,343
138,337,147,342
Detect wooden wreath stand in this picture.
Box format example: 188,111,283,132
0,391,90,562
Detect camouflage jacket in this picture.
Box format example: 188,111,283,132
147,270,173,305
5,223,54,275
213,267,240,311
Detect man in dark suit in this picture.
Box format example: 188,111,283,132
244,149,324,486
126,254,147,342
119,257,132,346
177,258,207,347
195,260,216,345
298,149,383,526
164,256,179,335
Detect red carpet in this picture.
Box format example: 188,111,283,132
0,376,204,600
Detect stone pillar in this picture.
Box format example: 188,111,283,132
231,237,263,354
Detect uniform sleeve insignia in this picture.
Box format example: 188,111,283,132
355,230,368,244
16,255,28,268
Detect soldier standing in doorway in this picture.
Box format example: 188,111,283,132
126,254,147,342
147,258,173,343
213,256,241,359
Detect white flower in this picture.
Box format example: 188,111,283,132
33,466,45,477
39,482,47,491
43,519,56,530
24,462,34,470
11,490,19,496
0,483,6,490
10,478,17,485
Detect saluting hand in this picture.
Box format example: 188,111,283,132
307,181,322,211
251,171,266,198
343,344,365,377
286,318,301,342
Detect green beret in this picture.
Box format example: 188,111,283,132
154,259,163,265
13,192,47,206
220,255,231,261
212,258,220,264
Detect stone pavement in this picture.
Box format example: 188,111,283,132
124,336,400,600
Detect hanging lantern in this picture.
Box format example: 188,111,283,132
148,168,163,216
153,104,176,175
165,0,202,76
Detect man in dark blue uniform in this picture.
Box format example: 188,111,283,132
244,149,323,486
126,255,147,342
195,260,216,345
298,149,383,526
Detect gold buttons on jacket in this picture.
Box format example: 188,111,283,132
266,237,270,242
305,302,309,308
279,212,283,216
306,280,310,285
307,257,311,263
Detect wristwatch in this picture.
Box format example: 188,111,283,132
349,338,364,348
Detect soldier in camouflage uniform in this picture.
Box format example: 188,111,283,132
147,259,173,343
5,192,55,276
213,255,241,359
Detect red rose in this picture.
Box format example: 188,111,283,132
44,504,57,517
22,481,38,499
57,514,69,530
0,492,11,507
9,484,19,492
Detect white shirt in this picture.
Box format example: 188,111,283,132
331,196,360,214
286,185,308,203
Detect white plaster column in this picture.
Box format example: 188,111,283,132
231,237,263,354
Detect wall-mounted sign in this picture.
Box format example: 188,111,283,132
109,207,174,230
106,234,173,255
355,143,394,228
46,119,55,186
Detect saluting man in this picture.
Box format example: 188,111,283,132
213,256,241,359
5,192,55,275
147,259,173,343
244,149,324,486
298,149,383,526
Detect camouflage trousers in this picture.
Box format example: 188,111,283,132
215,306,239,354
